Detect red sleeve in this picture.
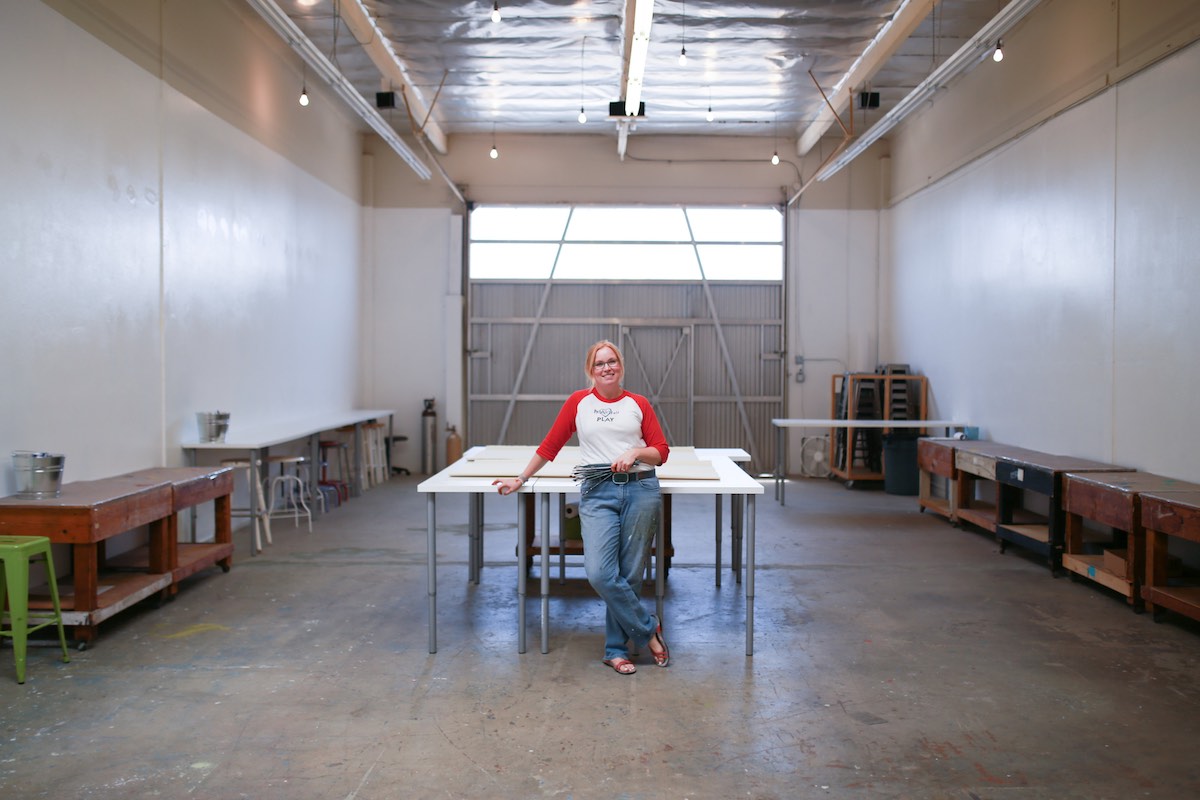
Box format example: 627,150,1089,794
634,394,670,465
536,390,588,461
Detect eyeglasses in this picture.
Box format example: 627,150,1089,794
592,359,620,372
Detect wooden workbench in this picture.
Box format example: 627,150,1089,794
994,454,1132,573
1060,471,1196,608
951,441,1050,534
0,466,234,645
1139,489,1200,623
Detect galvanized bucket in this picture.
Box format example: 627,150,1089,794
197,411,231,443
12,451,66,498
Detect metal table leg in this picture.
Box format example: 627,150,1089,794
517,494,528,654
540,492,550,654
427,494,437,653
714,494,723,587
746,494,756,656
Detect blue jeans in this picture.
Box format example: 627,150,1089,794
578,472,662,661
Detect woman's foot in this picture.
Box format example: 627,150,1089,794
603,657,637,675
648,624,670,668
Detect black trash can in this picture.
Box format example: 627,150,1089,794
882,435,919,496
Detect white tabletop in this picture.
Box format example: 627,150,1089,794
772,418,966,429
419,449,763,496
183,409,394,450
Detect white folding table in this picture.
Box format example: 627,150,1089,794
184,409,394,553
417,447,763,656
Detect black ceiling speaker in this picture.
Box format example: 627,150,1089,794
858,91,880,109
376,91,397,109
608,100,646,117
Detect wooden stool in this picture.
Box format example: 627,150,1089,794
364,423,389,487
0,535,71,684
220,459,272,551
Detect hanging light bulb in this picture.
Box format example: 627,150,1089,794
706,105,714,123
771,151,780,166
577,38,587,124
299,85,309,107
992,39,1004,62
678,0,687,66
491,1,501,23
490,143,498,159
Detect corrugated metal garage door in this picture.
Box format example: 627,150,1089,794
467,280,783,475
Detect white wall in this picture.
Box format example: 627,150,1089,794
884,40,1200,481
364,207,461,474
0,2,363,497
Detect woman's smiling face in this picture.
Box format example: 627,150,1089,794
591,345,623,396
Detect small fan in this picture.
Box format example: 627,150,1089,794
799,436,831,478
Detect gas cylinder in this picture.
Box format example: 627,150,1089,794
445,424,463,465
421,398,437,475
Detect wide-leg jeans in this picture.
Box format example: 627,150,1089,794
578,472,661,661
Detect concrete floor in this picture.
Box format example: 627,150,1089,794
3,474,1200,799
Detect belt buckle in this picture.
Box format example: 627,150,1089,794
611,471,629,485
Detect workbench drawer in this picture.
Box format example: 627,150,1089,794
956,450,997,480
995,461,1055,495
918,439,955,477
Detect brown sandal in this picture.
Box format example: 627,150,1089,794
603,657,637,675
648,626,670,667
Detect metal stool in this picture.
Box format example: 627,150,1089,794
318,440,351,502
265,455,313,532
0,535,70,684
220,458,272,551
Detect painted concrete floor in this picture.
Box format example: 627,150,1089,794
2,474,1200,799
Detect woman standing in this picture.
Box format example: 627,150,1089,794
494,340,670,674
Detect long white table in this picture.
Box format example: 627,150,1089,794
771,418,967,505
183,409,394,554
417,447,763,656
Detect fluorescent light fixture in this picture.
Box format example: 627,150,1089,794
817,0,1043,182
624,0,656,116
245,0,432,181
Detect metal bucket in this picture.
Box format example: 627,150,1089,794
12,451,66,498
197,411,231,443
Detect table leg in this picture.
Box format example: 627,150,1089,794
655,507,665,625
732,494,744,584
540,492,550,654
249,447,265,556
517,493,528,654
427,494,437,654
776,426,785,504
714,494,723,587
468,492,481,585
746,494,755,656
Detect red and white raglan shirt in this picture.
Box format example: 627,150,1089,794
536,388,670,471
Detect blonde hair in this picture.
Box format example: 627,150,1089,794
584,340,624,384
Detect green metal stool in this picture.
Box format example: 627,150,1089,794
0,535,71,684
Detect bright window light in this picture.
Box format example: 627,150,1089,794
471,206,571,241
554,243,701,280
565,207,691,241
468,243,559,280
686,207,783,242
696,244,782,280
469,205,783,281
